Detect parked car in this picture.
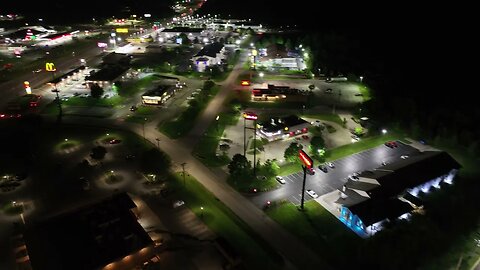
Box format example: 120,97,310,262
275,176,286,184
173,200,185,208
325,88,333,93
109,139,122,144
327,162,335,168
318,165,328,173
385,141,398,148
348,175,359,181
306,189,319,198
130,105,137,111
306,167,315,175
401,155,409,159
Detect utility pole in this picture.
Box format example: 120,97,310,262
155,138,160,149
181,162,187,186
243,117,246,156
253,118,257,178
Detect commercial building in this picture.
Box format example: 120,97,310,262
141,85,177,105
258,115,310,141
336,151,460,237
252,84,303,101
25,193,155,270
192,42,225,72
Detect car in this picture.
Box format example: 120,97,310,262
401,155,409,159
325,88,333,93
318,165,328,173
306,189,319,198
311,120,322,127
109,139,122,144
381,161,388,166
348,175,359,181
130,105,137,111
354,93,363,96
327,162,335,168
33,69,42,73
275,176,286,184
385,141,398,148
173,200,185,208
306,167,315,175
351,135,360,141
302,135,309,140
125,154,135,160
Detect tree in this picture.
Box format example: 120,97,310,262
90,83,104,98
90,146,107,160
308,84,315,90
203,80,215,90
178,33,190,45
228,154,251,176
284,142,303,163
140,148,171,175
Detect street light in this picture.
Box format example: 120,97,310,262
155,138,160,149
200,206,204,219
382,129,387,135
259,72,264,78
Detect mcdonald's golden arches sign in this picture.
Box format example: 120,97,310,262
45,62,56,72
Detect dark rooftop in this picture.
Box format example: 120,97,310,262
194,42,224,58
142,85,175,97
162,26,203,33
86,65,129,82
348,198,414,226
260,115,308,133
25,193,152,270
367,151,461,199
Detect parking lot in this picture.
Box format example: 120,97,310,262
249,141,419,208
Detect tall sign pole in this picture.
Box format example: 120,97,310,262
298,150,313,210
243,112,259,176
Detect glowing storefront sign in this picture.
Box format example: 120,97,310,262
298,150,313,168
45,62,56,72
116,28,129,33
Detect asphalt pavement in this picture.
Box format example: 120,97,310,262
249,141,419,208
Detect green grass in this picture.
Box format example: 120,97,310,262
117,75,156,97
266,200,357,268
277,162,302,176
63,96,124,107
1,202,24,215
124,106,157,124
193,111,238,167
325,133,404,162
54,139,81,152
302,113,343,126
227,175,279,193
159,85,220,139
169,172,283,268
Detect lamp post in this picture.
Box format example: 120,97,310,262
181,162,187,186
200,206,204,219
215,115,220,135
155,138,160,149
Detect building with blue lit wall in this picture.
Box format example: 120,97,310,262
337,151,460,237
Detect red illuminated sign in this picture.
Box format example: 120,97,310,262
298,150,313,169
243,112,258,120
241,80,250,86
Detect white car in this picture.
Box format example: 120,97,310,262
173,200,185,208
306,189,319,198
275,176,286,184
401,155,409,159
327,162,335,168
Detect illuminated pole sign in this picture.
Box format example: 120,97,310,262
116,28,129,33
298,150,313,169
243,112,257,120
240,80,250,86
45,62,56,72
24,81,32,94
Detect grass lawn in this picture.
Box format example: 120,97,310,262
277,162,303,176
266,200,358,268
159,85,220,138
325,133,404,162
193,110,238,167
1,202,24,215
63,96,124,107
227,175,279,193
125,106,157,124
117,75,156,97
169,172,283,269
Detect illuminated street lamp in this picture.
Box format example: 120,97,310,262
382,129,387,135
259,72,264,78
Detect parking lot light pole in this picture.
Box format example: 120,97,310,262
155,138,160,149
181,162,187,186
